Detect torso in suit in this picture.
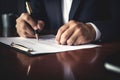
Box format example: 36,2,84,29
30,0,119,42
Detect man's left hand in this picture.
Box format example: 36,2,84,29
56,20,96,45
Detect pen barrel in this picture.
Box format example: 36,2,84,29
26,1,32,14
25,1,39,41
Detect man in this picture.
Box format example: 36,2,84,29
16,0,118,45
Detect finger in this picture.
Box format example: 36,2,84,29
73,24,95,45
16,25,31,38
73,28,85,45
56,20,79,45
20,31,35,38
56,24,69,44
19,31,28,38
25,32,35,38
16,20,34,37
37,20,45,31
66,30,78,45
74,36,88,45
63,20,82,45
59,27,74,45
21,13,37,30
68,20,79,27
16,20,26,37
25,25,35,36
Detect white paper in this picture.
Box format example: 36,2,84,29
0,35,100,55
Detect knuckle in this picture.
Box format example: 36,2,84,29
69,20,75,23
70,22,79,29
59,27,64,33
73,23,79,28
21,13,27,17
16,18,19,23
24,15,30,21
61,34,68,39
76,27,82,32
21,13,30,21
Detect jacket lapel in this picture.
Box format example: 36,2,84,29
56,0,63,25
44,0,63,33
69,0,81,20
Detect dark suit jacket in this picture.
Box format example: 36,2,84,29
30,0,120,42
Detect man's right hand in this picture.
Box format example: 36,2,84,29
16,13,44,38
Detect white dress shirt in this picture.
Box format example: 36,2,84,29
62,0,101,40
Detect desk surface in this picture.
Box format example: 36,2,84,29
0,41,120,80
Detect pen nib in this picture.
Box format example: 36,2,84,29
34,30,39,41
35,34,39,41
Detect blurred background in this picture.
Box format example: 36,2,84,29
0,0,25,36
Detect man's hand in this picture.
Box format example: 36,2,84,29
56,20,96,45
16,13,44,38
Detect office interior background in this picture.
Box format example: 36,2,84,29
0,0,25,28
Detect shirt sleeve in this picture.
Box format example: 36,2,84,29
86,22,101,41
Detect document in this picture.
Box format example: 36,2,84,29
0,35,100,55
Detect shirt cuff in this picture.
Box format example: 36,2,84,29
86,22,101,41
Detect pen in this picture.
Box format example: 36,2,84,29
26,0,39,41
11,42,33,52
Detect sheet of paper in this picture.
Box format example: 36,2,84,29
0,35,100,55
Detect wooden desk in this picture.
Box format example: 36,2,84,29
0,41,120,80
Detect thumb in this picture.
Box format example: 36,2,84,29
37,20,45,31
